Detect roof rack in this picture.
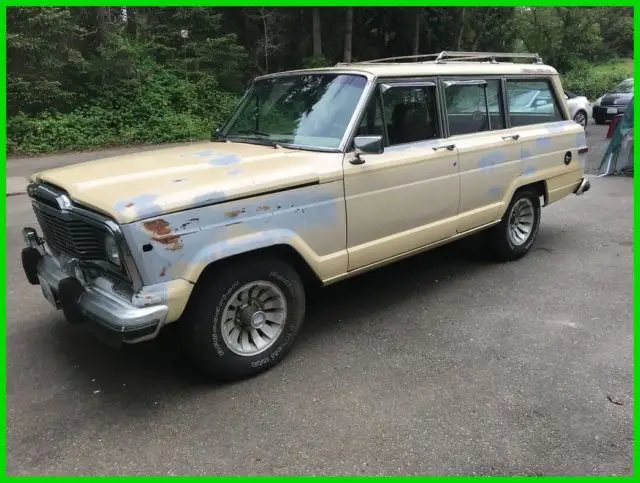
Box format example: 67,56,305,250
346,51,543,65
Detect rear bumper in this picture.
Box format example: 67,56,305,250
593,105,628,121
574,178,591,196
22,227,168,347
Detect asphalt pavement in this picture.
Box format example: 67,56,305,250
5,124,633,475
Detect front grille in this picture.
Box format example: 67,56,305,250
32,201,106,260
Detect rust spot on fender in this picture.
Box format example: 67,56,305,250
125,202,135,208
257,205,271,212
159,267,167,277
225,208,246,219
143,219,183,251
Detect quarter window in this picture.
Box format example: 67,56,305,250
506,79,564,127
445,79,505,135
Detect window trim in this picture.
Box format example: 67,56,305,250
439,75,507,137
504,76,568,127
347,76,444,151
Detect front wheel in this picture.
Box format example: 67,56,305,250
573,110,588,127
488,188,541,262
181,257,306,381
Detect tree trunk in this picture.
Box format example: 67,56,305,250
126,7,137,39
456,8,466,50
312,8,322,57
95,7,110,47
261,8,269,73
343,7,353,63
413,9,421,57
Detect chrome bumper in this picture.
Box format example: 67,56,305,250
574,178,591,196
22,227,168,346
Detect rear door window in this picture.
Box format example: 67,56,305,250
444,79,505,135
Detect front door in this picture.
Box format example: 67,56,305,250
343,80,460,271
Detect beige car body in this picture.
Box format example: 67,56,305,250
27,60,589,337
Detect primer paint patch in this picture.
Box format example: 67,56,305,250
478,149,508,170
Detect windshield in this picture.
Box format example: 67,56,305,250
611,79,634,94
222,73,368,150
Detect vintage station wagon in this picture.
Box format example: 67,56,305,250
22,51,591,380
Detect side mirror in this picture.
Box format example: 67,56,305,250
351,135,383,165
211,126,222,141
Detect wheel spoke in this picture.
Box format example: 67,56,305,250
241,331,252,351
251,328,268,349
260,323,277,338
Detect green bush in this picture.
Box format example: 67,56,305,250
7,85,240,154
8,100,239,155
562,59,633,100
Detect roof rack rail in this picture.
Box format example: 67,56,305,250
352,51,543,65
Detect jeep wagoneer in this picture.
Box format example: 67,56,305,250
21,51,591,380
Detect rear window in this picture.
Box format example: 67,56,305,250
506,79,563,127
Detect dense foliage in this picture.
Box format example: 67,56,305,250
7,6,634,154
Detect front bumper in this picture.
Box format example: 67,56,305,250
22,227,168,347
593,104,628,122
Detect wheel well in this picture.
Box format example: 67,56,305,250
574,109,588,119
517,180,548,206
195,245,322,289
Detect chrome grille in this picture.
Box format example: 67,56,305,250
32,200,106,260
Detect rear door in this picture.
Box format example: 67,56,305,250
442,77,522,232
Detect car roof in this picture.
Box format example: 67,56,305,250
256,61,559,81
255,51,559,81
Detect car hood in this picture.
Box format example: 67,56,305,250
32,141,343,223
602,92,633,105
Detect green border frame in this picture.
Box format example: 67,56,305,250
1,1,636,478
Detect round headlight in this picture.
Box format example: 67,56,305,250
104,233,121,266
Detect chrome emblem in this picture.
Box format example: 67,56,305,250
56,195,73,210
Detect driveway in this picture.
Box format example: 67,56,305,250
5,124,633,475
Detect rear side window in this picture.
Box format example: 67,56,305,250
507,79,564,127
445,79,505,135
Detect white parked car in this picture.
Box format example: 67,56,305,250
564,90,590,127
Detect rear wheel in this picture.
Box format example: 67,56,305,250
181,257,306,381
488,187,541,261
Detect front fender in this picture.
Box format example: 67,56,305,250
120,181,348,286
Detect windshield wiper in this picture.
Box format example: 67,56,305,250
229,130,282,148
236,129,271,137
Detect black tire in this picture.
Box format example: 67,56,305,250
573,110,588,127
181,257,306,381
488,187,541,262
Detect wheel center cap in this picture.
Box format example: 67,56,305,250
250,311,266,329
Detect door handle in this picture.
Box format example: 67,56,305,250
432,144,456,151
502,134,520,141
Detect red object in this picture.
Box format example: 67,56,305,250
607,114,624,138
